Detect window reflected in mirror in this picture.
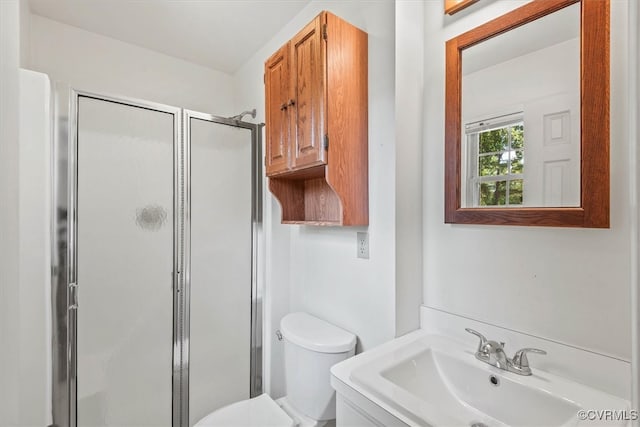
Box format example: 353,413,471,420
464,114,524,207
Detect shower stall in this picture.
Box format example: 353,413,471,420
51,87,263,427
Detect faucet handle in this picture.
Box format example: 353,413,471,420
512,348,547,369
465,328,488,353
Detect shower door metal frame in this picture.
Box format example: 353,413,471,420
51,87,263,427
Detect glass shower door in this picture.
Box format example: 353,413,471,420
187,115,253,426
76,96,177,426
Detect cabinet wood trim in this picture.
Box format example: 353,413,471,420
325,12,369,226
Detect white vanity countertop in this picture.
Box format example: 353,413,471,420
330,329,632,427
331,329,425,426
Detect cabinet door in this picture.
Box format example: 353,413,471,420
265,43,291,176
290,14,327,170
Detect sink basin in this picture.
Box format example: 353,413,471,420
379,347,577,426
347,334,630,427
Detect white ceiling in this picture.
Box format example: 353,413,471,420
28,0,311,74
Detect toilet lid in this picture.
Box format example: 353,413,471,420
280,312,356,353
194,394,295,427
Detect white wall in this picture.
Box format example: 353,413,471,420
19,0,30,68
630,0,640,416
395,0,424,337
18,69,52,427
233,0,396,398
28,14,236,115
0,0,22,424
422,0,631,368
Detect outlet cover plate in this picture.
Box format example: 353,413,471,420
357,232,369,259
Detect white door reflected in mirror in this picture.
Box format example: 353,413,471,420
461,3,580,208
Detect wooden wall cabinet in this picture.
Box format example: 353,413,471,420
264,11,368,226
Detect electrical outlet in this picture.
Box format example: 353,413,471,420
357,232,369,259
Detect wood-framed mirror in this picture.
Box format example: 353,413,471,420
444,0,610,227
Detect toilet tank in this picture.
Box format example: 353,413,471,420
280,312,356,421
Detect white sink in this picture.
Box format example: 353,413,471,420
334,333,630,427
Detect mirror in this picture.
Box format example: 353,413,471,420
462,4,580,209
445,0,610,227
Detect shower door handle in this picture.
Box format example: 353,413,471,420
68,282,78,310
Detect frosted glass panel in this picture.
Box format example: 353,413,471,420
77,97,174,426
189,118,252,426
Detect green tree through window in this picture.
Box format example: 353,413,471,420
467,119,524,207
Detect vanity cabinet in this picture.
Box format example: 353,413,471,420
336,394,407,427
264,11,368,226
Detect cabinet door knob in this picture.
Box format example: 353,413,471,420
287,99,296,107
280,103,288,111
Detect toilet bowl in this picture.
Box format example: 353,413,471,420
194,312,356,427
275,396,328,427
194,394,294,427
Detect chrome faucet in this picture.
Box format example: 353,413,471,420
465,328,547,376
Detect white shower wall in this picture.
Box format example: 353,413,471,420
18,68,52,427
0,1,22,424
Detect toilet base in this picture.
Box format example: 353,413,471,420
275,397,334,427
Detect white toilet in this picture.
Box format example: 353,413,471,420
195,312,356,427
